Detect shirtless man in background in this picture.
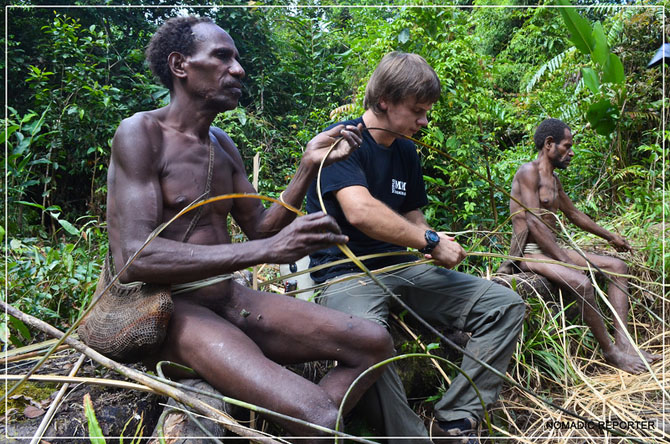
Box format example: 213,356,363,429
508,118,659,374
104,15,393,439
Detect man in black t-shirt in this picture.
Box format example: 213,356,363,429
306,52,525,444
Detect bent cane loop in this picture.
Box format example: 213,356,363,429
335,354,492,440
315,133,655,443
2,193,301,402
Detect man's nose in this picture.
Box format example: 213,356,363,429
417,114,428,127
230,60,245,78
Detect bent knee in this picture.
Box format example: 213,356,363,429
571,276,593,294
611,258,628,275
300,402,339,431
502,289,526,326
361,322,394,364
492,283,525,309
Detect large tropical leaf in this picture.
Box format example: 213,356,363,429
581,67,600,94
556,0,595,55
602,53,625,85
586,99,617,136
591,22,609,68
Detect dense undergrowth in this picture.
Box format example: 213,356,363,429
3,1,668,442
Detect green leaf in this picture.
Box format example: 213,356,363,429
16,201,46,211
9,315,32,342
603,53,625,85
1,125,19,144
556,0,594,55
581,68,600,94
20,112,37,124
591,22,609,68
84,393,107,444
586,99,617,136
0,319,10,344
426,342,440,351
58,219,80,236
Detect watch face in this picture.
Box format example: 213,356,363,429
426,230,440,244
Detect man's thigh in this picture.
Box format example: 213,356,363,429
318,264,505,331
522,252,588,291
318,272,393,328
394,264,507,331
158,296,334,416
217,281,383,365
564,249,623,272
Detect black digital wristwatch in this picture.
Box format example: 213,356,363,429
419,229,440,254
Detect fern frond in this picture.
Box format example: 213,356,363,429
329,103,355,121
559,103,580,122
625,111,661,123
591,4,619,15
574,77,584,96
607,8,639,47
526,47,575,93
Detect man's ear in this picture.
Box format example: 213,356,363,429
543,136,554,150
168,52,188,80
377,98,389,112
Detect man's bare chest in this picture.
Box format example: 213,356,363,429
159,142,235,216
538,174,559,212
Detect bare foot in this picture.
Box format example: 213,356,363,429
621,344,662,364
603,348,649,374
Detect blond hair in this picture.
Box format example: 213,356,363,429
364,52,441,113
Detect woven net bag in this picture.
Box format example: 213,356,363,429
78,255,173,363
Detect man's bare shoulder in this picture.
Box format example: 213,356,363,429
113,110,167,157
515,160,538,176
210,126,243,161
210,126,235,148
115,110,163,140
513,161,540,183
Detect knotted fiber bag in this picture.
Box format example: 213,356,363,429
78,255,173,363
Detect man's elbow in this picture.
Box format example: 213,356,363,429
115,245,148,283
344,207,368,229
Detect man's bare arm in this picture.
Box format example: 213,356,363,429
108,116,348,284
557,182,631,252
229,124,363,239
335,186,465,268
513,166,574,264
402,209,431,230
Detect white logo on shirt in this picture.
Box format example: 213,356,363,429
391,179,407,196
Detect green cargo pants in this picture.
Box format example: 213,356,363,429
318,263,525,443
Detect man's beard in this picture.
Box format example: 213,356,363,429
552,157,570,169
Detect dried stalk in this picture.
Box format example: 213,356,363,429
0,300,281,444
2,302,382,444
29,353,86,444
1,374,157,393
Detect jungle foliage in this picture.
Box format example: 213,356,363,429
3,0,668,439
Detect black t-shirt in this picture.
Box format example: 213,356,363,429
306,117,428,283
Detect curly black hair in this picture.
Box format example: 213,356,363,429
145,15,214,91
533,118,570,151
